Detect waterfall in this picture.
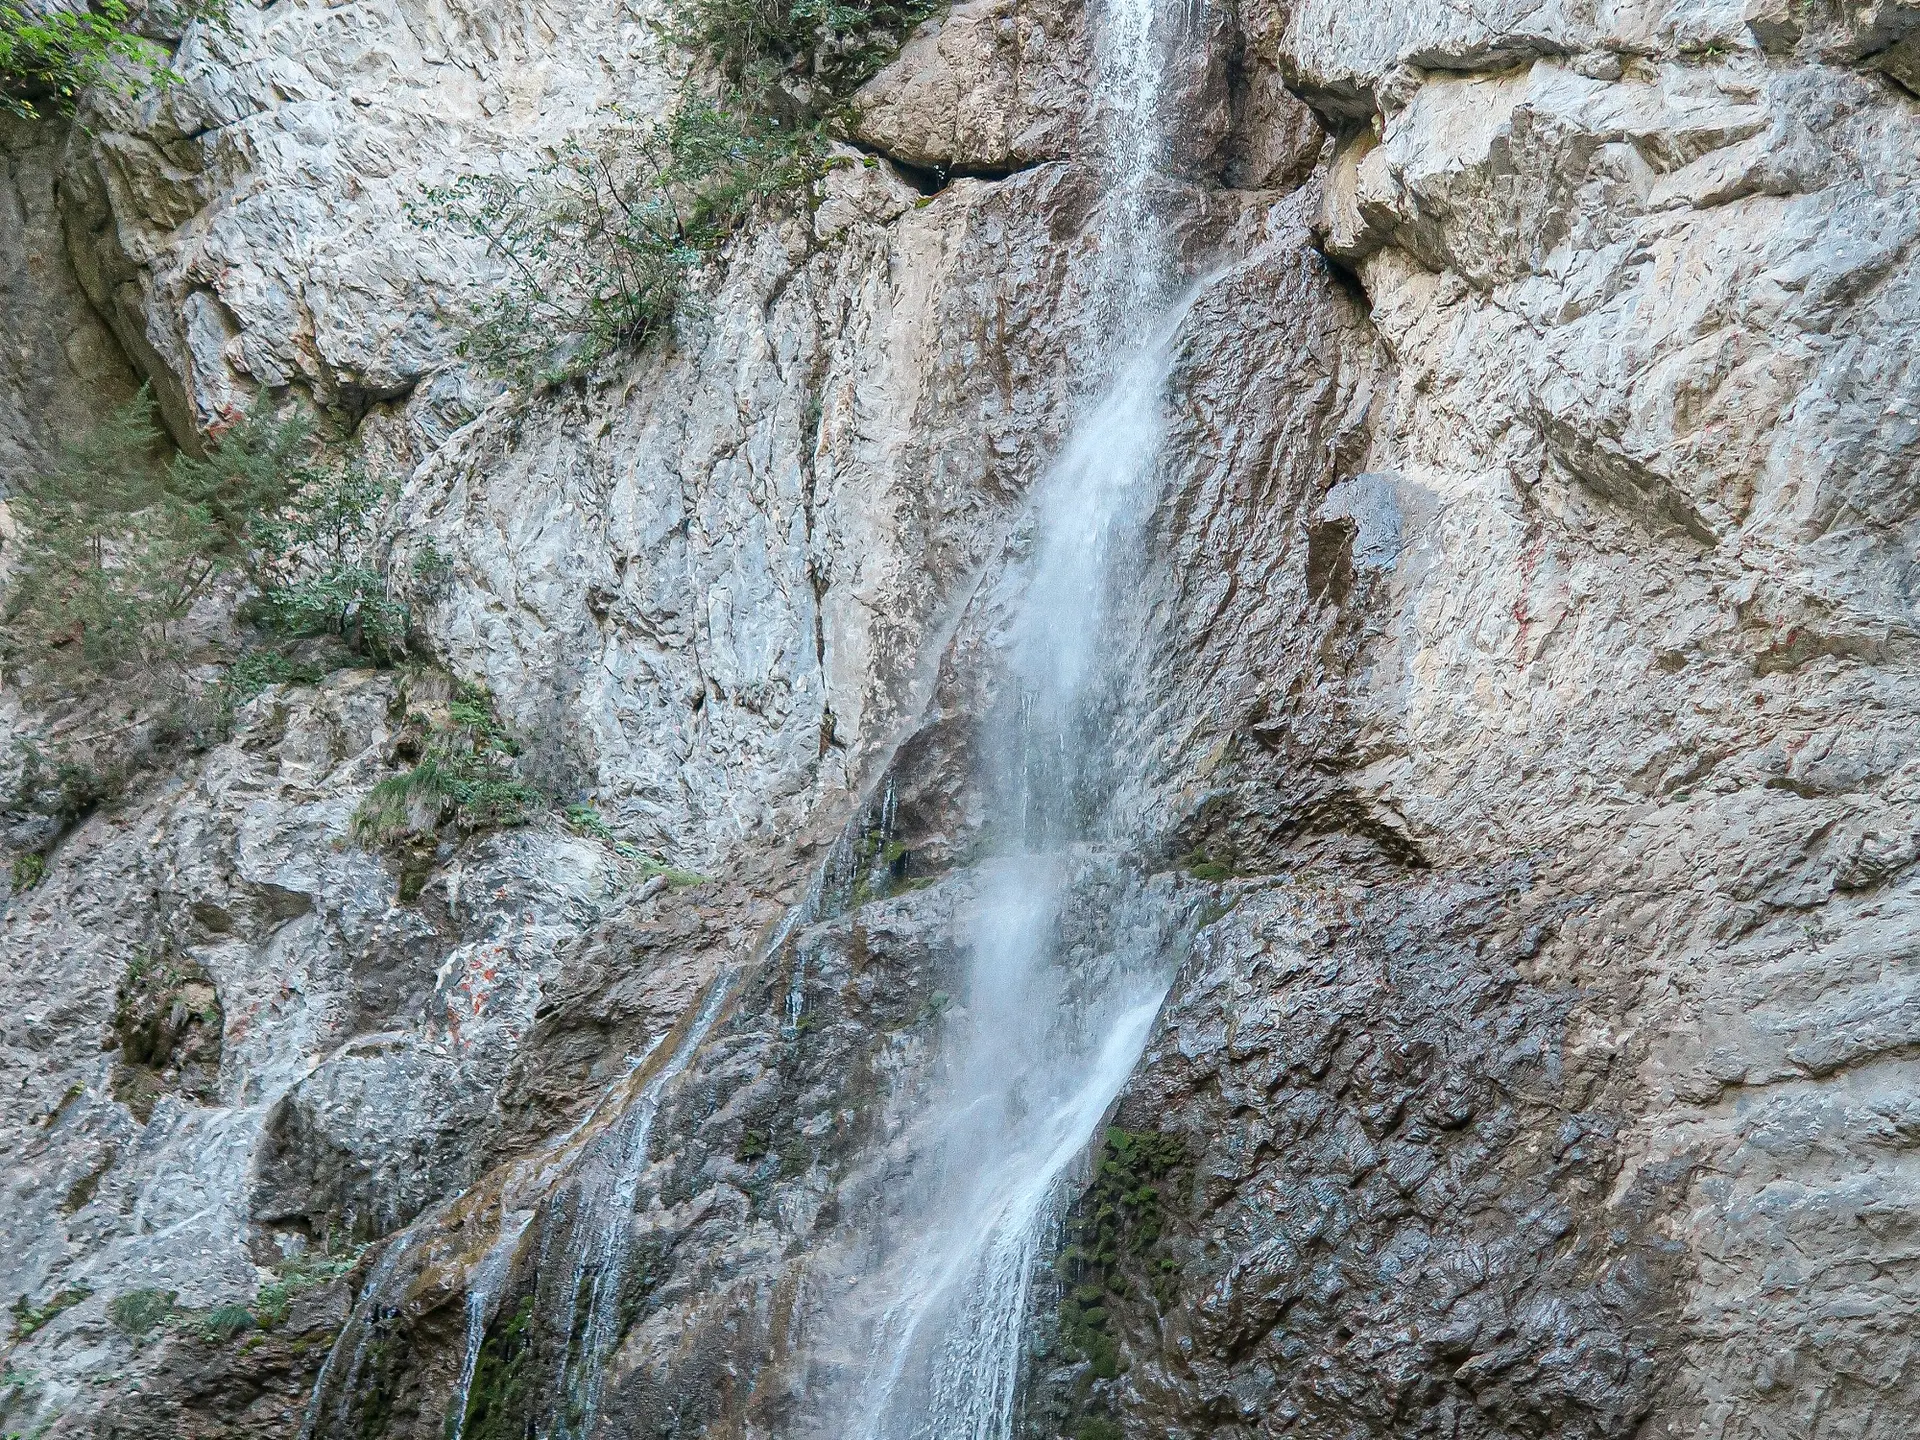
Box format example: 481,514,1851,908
545,974,736,1438
449,1210,533,1440
298,0,1193,1429
834,0,1191,1430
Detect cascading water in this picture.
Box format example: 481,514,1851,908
294,973,736,1440
545,974,736,1437
827,0,1196,1431
449,1210,533,1440
301,0,1199,1430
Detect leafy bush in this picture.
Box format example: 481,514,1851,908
351,681,543,848
2,389,426,831
218,647,328,713
4,389,205,690
2,388,406,701
0,0,226,121
668,0,940,113
412,0,939,384
9,851,44,892
411,100,822,386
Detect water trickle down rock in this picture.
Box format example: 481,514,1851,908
7,0,1920,1435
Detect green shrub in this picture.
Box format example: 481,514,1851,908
218,647,329,712
5,0,159,119
8,1286,90,1341
3,389,426,828
668,0,940,114
3,388,406,703
7,743,127,857
4,388,198,689
0,1,229,121
106,1288,175,1338
253,1245,365,1329
411,0,938,384
411,100,822,386
12,745,111,821
244,457,411,658
351,682,542,847
9,851,45,892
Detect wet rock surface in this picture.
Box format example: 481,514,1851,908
3,0,1920,1437
0,115,141,487
1023,869,1682,1440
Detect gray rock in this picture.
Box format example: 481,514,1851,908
4,0,1920,1436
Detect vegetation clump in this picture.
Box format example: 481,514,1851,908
109,947,222,1122
412,100,824,386
1,1364,45,1440
0,1,225,121
252,1245,366,1328
563,802,707,887
59,1146,116,1213
669,0,940,115
458,1295,538,1440
1,388,433,879
1029,1128,1189,1436
847,818,919,907
414,0,940,386
4,388,417,698
7,1286,91,1342
351,680,543,852
106,1288,176,1339
191,1303,255,1343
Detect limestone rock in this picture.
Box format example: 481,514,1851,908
0,117,141,488
3,0,1920,1436
850,0,1090,172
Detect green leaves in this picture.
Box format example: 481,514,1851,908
412,101,823,387
350,683,543,849
669,0,940,113
252,1246,365,1328
1,387,430,852
1,0,156,119
7,1286,91,1341
0,0,228,121
1,388,410,701
5,387,204,687
409,0,935,387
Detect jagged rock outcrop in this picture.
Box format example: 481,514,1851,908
4,0,1920,1437
0,116,140,486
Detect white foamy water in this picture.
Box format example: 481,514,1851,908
831,0,1192,1428
548,974,736,1438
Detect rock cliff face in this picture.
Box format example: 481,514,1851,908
4,0,1919,1438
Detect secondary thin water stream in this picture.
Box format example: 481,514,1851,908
548,973,737,1437
448,1209,533,1440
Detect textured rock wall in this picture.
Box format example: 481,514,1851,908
3,0,1920,1437
0,116,140,487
